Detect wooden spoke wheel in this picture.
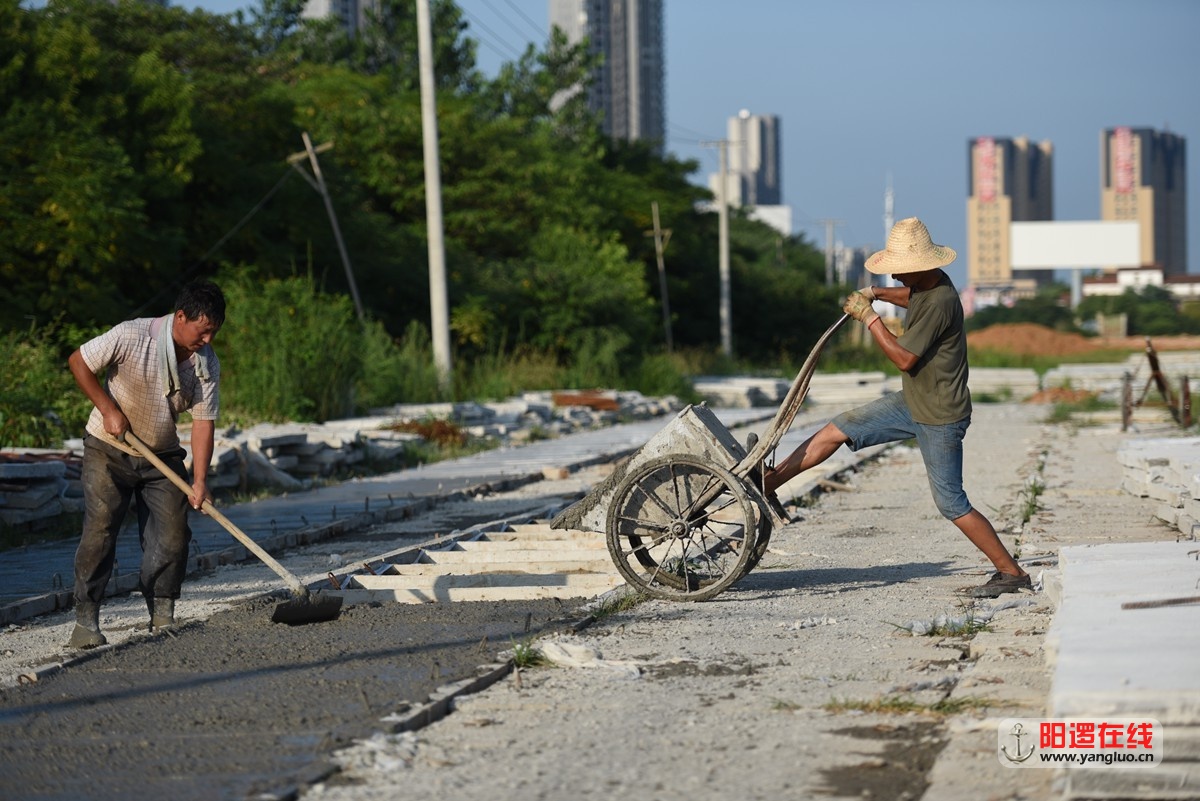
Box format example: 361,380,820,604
605,455,760,601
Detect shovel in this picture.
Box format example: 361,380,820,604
124,431,343,625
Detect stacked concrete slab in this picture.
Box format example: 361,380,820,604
968,367,1041,400
4,391,684,531
0,453,83,531
806,371,893,406
694,367,1043,409
1117,436,1200,537
690,376,791,409
692,372,893,409
1043,350,1200,401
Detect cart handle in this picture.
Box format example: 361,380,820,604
734,312,850,477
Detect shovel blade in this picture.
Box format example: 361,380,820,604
271,592,343,626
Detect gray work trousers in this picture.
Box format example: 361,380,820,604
73,435,193,604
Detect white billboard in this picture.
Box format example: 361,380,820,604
1010,221,1140,269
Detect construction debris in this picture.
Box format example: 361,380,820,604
1,390,684,534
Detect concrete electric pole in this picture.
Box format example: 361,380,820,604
702,139,734,358
416,0,452,391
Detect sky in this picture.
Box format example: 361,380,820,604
183,0,1200,288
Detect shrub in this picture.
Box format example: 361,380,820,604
0,324,96,448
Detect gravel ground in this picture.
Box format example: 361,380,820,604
297,403,1185,801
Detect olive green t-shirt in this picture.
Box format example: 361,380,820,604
895,272,972,425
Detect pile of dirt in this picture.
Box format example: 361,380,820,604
968,322,1200,357
1025,387,1096,404
967,323,1100,356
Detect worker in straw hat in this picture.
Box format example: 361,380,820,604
764,217,1030,598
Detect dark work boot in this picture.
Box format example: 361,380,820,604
149,597,176,631
68,601,107,649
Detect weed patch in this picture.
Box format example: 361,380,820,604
825,695,992,717
510,637,551,669
588,590,648,621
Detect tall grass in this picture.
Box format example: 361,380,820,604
0,323,97,447
217,269,363,423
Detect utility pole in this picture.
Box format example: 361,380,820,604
702,139,733,357
819,218,844,287
287,133,365,323
646,201,674,353
416,0,452,391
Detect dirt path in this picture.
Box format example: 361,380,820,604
300,403,1059,801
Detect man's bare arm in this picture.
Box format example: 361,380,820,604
68,349,128,438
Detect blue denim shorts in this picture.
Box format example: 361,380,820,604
831,392,973,520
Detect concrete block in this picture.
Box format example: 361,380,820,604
0,461,67,480
0,500,64,527
1047,541,1200,725
1063,763,1199,801
0,478,67,509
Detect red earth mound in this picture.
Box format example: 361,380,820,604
967,323,1200,357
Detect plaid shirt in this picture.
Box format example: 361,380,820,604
80,318,220,453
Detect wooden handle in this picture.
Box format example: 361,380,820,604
124,431,307,596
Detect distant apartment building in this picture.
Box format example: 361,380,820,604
1100,127,1187,275
549,0,665,151
965,136,1054,304
301,0,378,37
836,245,871,292
710,110,781,206
706,110,791,235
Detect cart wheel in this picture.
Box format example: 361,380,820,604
606,454,759,601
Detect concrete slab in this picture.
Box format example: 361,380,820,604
1047,540,1200,723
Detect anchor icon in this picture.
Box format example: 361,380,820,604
1001,722,1035,763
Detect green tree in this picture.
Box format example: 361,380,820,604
0,0,199,327
1077,284,1196,336
965,284,1078,333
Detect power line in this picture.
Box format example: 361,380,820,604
458,7,524,61
499,0,546,39
667,120,718,143
479,0,542,43
126,168,296,320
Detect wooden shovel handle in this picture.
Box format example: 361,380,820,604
123,431,307,596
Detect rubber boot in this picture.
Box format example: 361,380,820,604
69,601,107,649
149,597,176,631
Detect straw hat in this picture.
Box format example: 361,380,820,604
865,217,957,275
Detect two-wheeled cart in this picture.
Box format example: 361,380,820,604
551,314,850,601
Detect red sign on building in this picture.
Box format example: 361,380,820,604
1115,127,1134,194
977,137,997,203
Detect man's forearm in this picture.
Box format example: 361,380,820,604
869,285,911,308
866,317,919,372
190,419,215,484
